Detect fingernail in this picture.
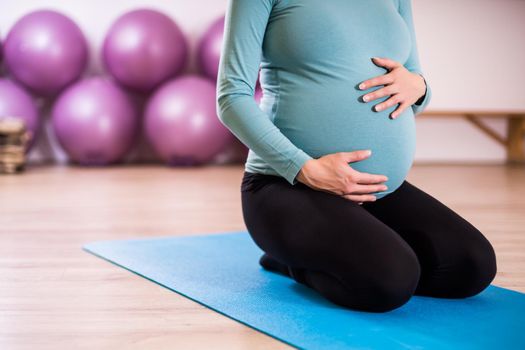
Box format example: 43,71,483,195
362,95,369,102
366,149,372,155
375,105,382,112
359,83,365,90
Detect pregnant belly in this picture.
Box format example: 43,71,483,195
267,83,416,199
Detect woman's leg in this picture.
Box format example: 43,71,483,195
240,171,421,313
361,180,497,298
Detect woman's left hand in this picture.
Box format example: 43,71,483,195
358,57,427,119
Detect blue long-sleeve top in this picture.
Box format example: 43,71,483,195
216,0,432,199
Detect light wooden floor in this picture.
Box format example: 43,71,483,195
1,164,524,349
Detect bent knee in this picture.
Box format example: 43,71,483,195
365,263,421,312
336,253,421,313
442,237,498,298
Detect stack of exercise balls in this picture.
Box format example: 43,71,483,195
0,7,258,167
1,9,89,152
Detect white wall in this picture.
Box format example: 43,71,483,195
0,0,523,164
413,0,525,162
0,0,229,164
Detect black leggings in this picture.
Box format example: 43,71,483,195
241,171,497,313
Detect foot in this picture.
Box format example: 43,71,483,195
259,253,292,277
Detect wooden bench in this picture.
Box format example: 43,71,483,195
419,110,525,164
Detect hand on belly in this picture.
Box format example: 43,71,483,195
358,56,427,120
296,149,389,204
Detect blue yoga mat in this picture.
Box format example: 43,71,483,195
84,230,525,350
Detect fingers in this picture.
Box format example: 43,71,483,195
373,94,402,112
342,194,377,203
353,171,388,184
362,84,398,103
339,149,372,163
370,56,401,71
390,101,410,119
324,151,389,204
359,72,395,90
350,183,388,194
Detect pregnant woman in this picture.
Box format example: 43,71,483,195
216,0,497,312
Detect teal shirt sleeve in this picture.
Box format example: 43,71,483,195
216,0,313,185
398,0,432,115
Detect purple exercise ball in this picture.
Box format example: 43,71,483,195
0,78,40,150
144,75,232,165
4,10,88,96
197,16,224,80
51,77,139,165
103,9,188,93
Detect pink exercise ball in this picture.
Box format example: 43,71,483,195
0,78,40,150
197,16,224,80
144,75,232,165
3,10,88,96
102,9,189,93
51,77,139,165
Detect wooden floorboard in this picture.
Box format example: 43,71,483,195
1,164,524,349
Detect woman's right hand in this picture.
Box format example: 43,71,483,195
295,149,388,204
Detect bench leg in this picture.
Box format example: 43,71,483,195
507,116,525,164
